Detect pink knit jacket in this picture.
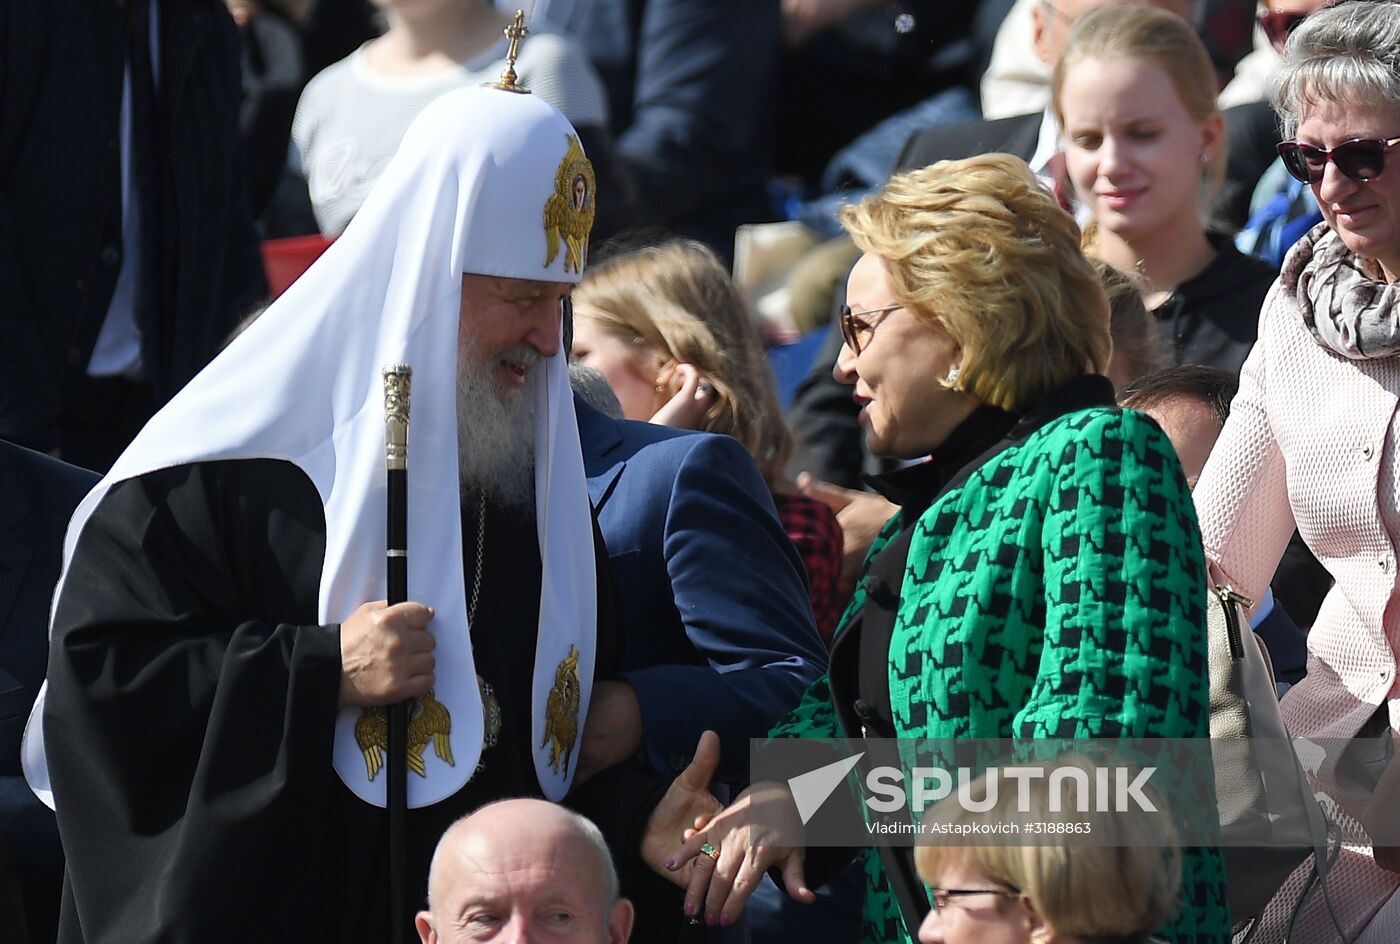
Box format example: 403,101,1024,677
1194,275,1400,741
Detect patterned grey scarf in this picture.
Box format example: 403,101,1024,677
1284,221,1400,359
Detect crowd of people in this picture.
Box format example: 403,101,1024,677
4,0,1400,942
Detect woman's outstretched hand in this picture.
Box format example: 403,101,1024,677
666,779,814,927
641,731,725,889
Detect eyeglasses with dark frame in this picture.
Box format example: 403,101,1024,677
927,886,1021,914
838,303,901,356
1257,9,1308,54
1277,135,1400,184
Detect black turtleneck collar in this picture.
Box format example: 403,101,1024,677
864,374,1117,521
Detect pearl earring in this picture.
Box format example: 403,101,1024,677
1200,152,1210,165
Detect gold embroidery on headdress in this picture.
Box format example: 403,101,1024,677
543,136,595,273
541,646,581,774
355,690,455,781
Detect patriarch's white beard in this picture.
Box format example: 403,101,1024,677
456,335,537,511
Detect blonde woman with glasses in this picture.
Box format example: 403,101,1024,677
914,759,1180,944
663,154,1226,944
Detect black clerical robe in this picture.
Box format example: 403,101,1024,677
42,459,680,943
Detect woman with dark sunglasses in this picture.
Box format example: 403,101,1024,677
662,154,1227,944
1194,3,1400,940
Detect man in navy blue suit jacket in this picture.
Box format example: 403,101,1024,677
573,395,827,782
0,444,98,944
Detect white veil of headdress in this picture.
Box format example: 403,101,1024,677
23,85,597,807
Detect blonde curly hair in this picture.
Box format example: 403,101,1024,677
839,153,1110,413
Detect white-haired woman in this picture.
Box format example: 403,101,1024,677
1194,3,1400,938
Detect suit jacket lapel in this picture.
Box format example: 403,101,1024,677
587,463,625,512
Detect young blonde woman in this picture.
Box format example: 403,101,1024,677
1053,5,1277,375
571,241,844,641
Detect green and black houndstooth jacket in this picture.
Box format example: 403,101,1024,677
772,391,1230,944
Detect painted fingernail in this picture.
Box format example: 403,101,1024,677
721,915,733,927
683,903,694,917
665,859,676,870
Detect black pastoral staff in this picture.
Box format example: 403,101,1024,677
26,83,719,944
40,458,663,940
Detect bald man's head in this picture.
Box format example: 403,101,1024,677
416,799,633,943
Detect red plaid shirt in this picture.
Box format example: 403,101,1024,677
772,491,844,644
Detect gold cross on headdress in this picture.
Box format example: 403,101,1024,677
485,10,532,94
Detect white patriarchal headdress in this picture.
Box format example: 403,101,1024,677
23,85,598,807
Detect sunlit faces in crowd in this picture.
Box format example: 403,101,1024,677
569,317,669,420
1058,55,1222,244
454,274,569,507
1292,100,1400,280
915,855,1031,944
416,800,633,944
457,274,569,393
830,155,1112,461
834,253,975,460
914,761,1180,944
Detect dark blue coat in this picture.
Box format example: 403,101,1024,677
0,0,266,451
576,397,827,779
0,444,98,944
